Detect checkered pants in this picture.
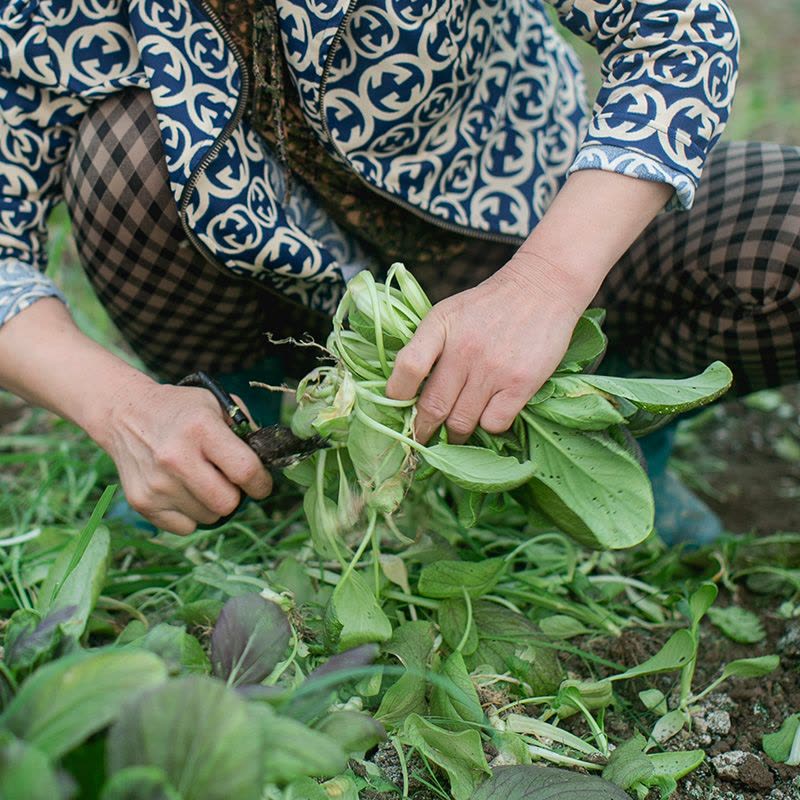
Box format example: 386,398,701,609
62,87,800,393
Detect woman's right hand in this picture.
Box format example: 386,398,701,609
0,299,272,534
99,378,272,534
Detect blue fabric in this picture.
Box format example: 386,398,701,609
1,0,740,327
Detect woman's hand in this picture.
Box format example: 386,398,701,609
386,255,584,444
385,169,675,443
101,380,272,534
0,298,271,535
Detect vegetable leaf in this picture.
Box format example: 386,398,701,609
472,765,632,799
327,571,392,651
210,594,291,686
707,606,766,644
107,676,264,800
420,444,537,492
418,558,505,599
577,361,733,414
401,714,489,800
763,714,800,766
1,649,167,760
524,417,654,549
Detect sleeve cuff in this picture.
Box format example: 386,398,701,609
0,258,67,328
567,144,697,212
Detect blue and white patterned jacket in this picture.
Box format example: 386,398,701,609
0,0,739,329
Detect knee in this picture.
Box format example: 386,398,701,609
63,87,172,223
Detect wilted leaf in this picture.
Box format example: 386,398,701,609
648,750,705,780
720,654,780,680
707,606,766,644
610,630,694,681
107,676,263,800
375,622,435,727
603,734,653,790
687,583,718,627
554,679,613,719
467,603,563,695
471,765,632,799
401,714,489,800
429,652,484,730
210,594,291,686
1,649,167,760
438,597,478,655
650,709,688,745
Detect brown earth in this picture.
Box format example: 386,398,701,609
675,384,800,535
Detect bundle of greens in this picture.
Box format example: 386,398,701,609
284,263,732,552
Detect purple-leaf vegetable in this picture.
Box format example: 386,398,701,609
210,594,291,687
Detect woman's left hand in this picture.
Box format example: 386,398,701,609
385,254,585,444
385,169,675,445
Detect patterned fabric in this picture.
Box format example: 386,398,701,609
0,258,67,327
1,0,739,328
63,90,800,394
62,86,347,380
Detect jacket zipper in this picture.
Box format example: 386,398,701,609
179,0,522,288
176,0,336,321
318,1,525,246
177,0,252,260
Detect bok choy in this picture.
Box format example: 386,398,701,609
283,264,732,551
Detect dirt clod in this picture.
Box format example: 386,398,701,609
712,751,775,791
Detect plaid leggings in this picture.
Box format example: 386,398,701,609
62,87,800,392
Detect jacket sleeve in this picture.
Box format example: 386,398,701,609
548,0,740,210
0,1,96,328
0,3,86,327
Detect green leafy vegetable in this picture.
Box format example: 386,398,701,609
472,765,632,799
210,594,291,686
326,571,392,651
107,676,263,800
401,714,490,800
707,606,766,643
763,714,800,766
418,558,505,599
1,649,167,760
286,263,732,553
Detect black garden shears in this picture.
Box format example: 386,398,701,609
177,371,326,528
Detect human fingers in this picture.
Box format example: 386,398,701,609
445,376,495,445
200,421,273,500
480,383,540,435
145,508,200,536
413,351,468,444
126,474,224,531
386,313,446,401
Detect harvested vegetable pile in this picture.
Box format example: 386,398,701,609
287,263,732,551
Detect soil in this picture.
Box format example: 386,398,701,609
565,585,800,800
675,384,800,534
